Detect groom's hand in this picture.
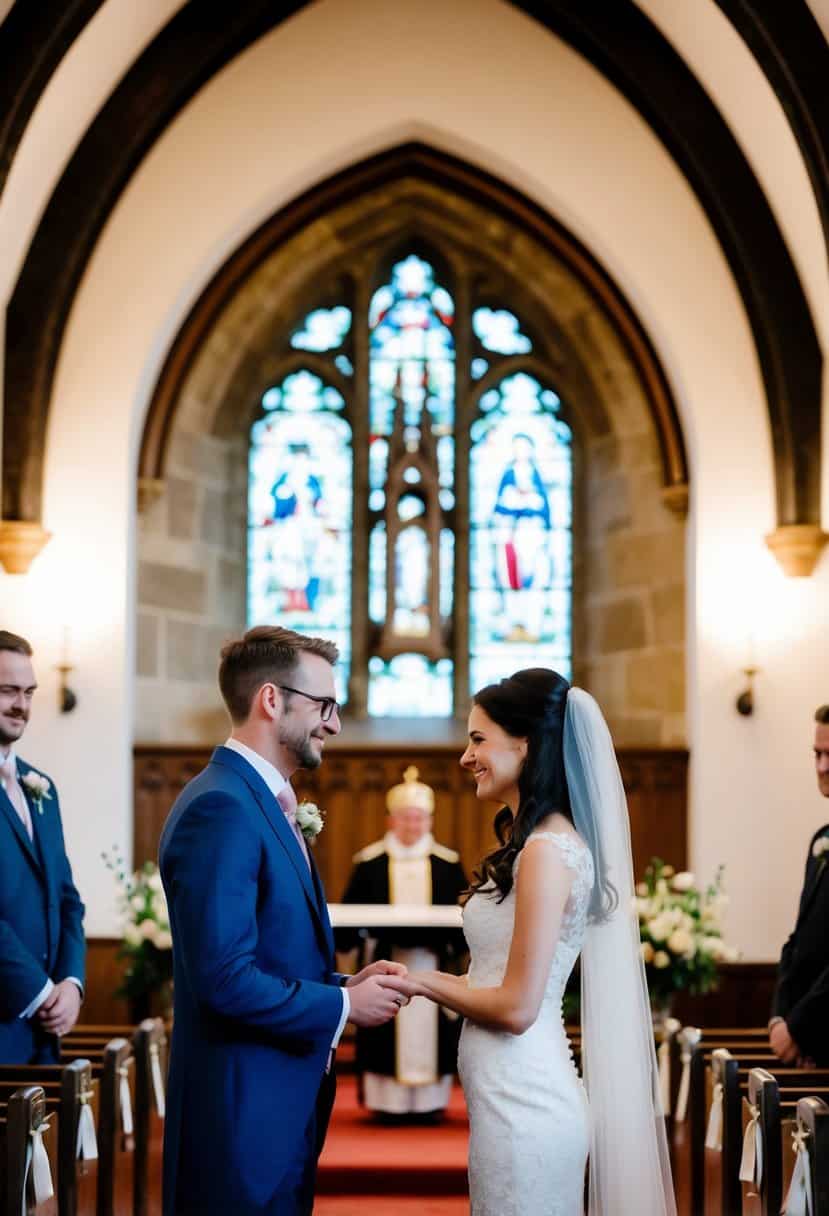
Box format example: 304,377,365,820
346,959,408,987
347,975,410,1027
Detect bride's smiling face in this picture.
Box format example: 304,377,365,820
461,705,528,807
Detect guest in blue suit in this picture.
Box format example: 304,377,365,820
0,630,86,1065
160,626,409,1216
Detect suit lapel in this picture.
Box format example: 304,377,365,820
211,748,329,945
308,848,335,961
0,767,42,872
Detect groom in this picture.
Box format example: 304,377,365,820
160,626,408,1216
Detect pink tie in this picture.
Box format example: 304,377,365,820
277,783,310,871
0,753,33,841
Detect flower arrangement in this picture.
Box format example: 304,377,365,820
812,833,829,877
103,850,173,1012
636,858,738,1008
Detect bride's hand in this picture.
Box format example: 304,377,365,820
382,972,431,1000
346,959,408,987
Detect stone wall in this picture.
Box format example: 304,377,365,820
135,176,687,746
135,431,246,741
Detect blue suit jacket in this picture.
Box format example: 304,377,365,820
0,759,86,1064
159,746,345,1216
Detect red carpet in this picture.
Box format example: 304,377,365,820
316,1075,470,1198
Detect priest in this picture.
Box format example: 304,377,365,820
338,767,467,1118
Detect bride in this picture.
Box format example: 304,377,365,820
389,668,675,1215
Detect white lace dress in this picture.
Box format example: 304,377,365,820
458,831,595,1216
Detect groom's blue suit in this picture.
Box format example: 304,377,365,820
159,745,345,1216
0,759,86,1064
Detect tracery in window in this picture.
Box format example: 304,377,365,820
247,369,352,702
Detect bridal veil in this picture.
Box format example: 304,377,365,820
564,687,676,1216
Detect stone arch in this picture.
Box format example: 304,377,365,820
135,146,688,748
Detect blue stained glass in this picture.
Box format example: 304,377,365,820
471,357,489,380
398,495,425,521
473,308,532,355
335,355,354,376
368,654,453,717
440,529,455,620
248,370,352,702
469,373,572,696
403,467,421,485
291,306,351,352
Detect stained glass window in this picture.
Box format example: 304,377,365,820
291,307,351,352
469,373,572,694
247,255,574,720
247,370,352,702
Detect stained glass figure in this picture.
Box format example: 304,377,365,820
469,373,572,693
473,307,531,355
393,526,431,636
248,371,352,701
291,306,352,352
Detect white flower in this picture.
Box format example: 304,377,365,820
667,929,695,957
656,878,669,895
123,922,142,947
130,894,145,912
21,771,52,813
812,836,829,859
647,915,672,943
671,871,695,892
640,941,655,964
295,800,324,841
148,870,164,893
137,919,158,941
635,882,648,897
154,929,173,951
653,951,671,969
633,897,652,917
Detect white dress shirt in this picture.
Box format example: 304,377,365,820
223,738,349,1049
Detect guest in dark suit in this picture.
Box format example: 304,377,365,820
770,703,829,1066
0,630,85,1064
338,767,468,1118
159,626,407,1216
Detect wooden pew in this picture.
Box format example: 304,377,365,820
0,1086,59,1216
701,1052,829,1216
131,1020,166,1216
794,1097,829,1215
95,1041,134,1216
0,1060,98,1216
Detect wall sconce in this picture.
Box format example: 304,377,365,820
736,666,758,716
56,628,77,713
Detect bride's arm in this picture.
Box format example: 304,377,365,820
393,838,574,1034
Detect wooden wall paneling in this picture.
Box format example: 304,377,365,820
134,744,688,898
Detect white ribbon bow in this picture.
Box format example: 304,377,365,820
76,1087,98,1162
782,1127,813,1216
738,1103,763,1191
119,1064,134,1136
23,1118,54,1216
674,1028,700,1123
705,1081,724,1151
150,1042,166,1118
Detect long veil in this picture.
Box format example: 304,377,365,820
564,688,676,1215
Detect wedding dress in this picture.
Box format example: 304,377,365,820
458,831,595,1216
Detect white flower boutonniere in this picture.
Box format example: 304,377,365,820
295,800,324,842
21,771,53,815
812,834,829,875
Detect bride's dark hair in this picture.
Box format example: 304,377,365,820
464,668,572,903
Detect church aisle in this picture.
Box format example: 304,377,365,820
316,1074,469,1197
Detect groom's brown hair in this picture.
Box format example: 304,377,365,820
218,626,338,723
0,631,33,656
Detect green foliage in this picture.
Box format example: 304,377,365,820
102,849,173,1002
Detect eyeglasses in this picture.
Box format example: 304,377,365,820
276,684,339,722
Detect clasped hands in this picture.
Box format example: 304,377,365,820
37,979,82,1037
344,961,428,1028
769,1019,816,1070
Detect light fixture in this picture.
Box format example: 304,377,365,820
736,666,758,717
56,628,78,713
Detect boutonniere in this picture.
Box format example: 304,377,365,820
21,771,53,815
296,800,324,842
811,834,829,877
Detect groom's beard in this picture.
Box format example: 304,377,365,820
278,720,324,770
